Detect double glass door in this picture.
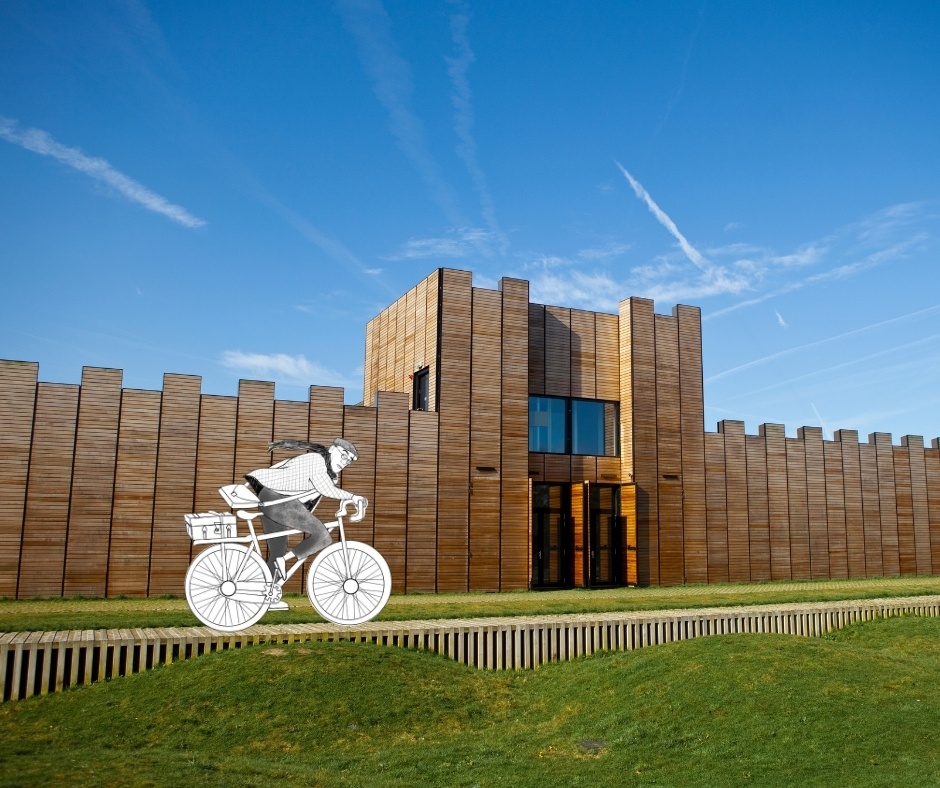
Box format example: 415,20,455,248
532,483,571,588
532,482,622,588
588,484,621,586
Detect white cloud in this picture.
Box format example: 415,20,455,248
577,242,632,261
386,227,502,260
775,310,787,328
0,117,205,228
220,351,352,387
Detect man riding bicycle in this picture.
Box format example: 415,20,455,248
245,438,365,610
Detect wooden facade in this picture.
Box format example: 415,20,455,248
4,267,940,597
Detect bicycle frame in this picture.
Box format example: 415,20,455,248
191,498,362,587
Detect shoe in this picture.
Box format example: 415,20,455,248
268,600,289,611
274,556,287,582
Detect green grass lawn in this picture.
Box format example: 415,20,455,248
3,575,940,632
2,614,939,786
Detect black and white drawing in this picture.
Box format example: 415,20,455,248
183,439,391,632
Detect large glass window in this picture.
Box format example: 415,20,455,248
528,396,567,453
529,396,619,456
571,399,619,456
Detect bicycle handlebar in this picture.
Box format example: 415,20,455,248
337,496,368,522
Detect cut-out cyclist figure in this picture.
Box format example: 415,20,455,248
244,438,365,610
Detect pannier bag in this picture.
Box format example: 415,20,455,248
185,511,237,541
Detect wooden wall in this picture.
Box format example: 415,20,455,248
616,296,940,586
362,270,531,593
364,269,439,410
691,423,940,583
0,361,456,598
9,271,940,597
527,304,621,487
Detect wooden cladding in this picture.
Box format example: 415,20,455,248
364,270,439,409
528,305,620,403
618,297,940,587
653,423,940,585
0,361,454,598
7,269,940,598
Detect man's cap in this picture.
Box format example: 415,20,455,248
333,437,358,460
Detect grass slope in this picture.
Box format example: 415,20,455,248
2,616,940,786
4,575,940,632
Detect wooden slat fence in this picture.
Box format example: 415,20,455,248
5,595,940,702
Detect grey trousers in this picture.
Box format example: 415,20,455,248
257,487,333,576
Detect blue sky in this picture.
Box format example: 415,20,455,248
2,1,939,443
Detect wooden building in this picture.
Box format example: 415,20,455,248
3,266,940,597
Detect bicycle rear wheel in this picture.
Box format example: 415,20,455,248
185,544,272,632
306,541,391,625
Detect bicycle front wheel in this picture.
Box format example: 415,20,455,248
185,544,272,632
306,541,391,625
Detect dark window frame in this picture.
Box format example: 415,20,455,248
412,367,430,411
528,395,620,457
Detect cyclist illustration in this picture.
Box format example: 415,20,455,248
245,438,365,609
183,437,390,632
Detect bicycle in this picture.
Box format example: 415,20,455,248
183,484,391,632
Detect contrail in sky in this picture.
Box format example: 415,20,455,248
706,303,940,383
0,117,205,228
337,0,464,228
447,1,507,252
616,161,709,271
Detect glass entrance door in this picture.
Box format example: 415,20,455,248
589,484,621,586
532,483,572,588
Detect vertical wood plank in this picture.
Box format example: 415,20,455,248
544,306,571,398
470,288,502,591
762,424,791,581
903,436,931,575
436,269,472,591
675,305,706,585
787,436,810,580
835,430,866,578
872,433,900,576
894,442,917,576
802,427,828,579
106,389,161,597
406,411,439,591
192,395,237,553
341,405,378,546
499,278,530,590
746,435,771,581
824,440,848,579
621,298,657,586
705,432,729,582
569,309,596,399
374,391,409,593
656,315,683,585
926,442,940,574
148,374,201,596
63,367,122,597
721,421,749,582
0,361,37,596
859,439,884,577
18,384,78,598
527,304,545,396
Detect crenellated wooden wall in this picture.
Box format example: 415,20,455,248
0,360,476,599
618,299,940,586
7,268,940,598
